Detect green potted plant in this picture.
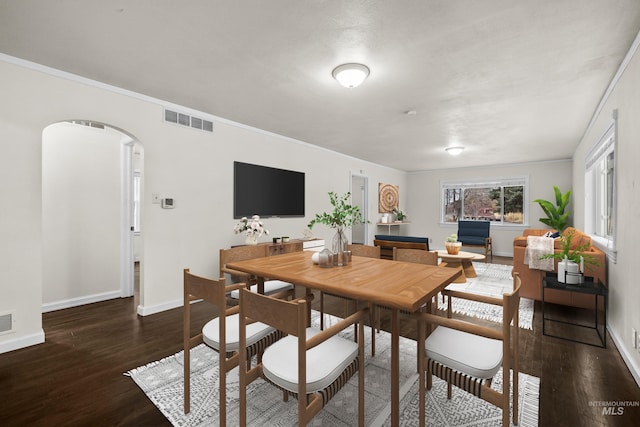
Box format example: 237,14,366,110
308,192,367,266
445,233,461,255
392,206,407,222
533,186,571,232
538,230,599,283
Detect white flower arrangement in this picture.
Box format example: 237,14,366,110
234,215,269,237
392,206,407,221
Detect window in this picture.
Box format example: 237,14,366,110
585,112,617,262
441,177,527,225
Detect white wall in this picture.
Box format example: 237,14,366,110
572,35,640,384
0,56,405,353
0,61,45,352
405,160,573,256
42,122,122,309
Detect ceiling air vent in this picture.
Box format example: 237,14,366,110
164,109,213,133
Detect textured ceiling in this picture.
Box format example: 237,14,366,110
1,0,639,171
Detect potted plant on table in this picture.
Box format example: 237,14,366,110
392,207,407,222
445,233,462,255
538,230,598,284
308,192,367,266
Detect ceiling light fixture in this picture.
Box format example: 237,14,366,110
332,63,370,88
445,146,465,156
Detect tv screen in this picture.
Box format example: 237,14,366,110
233,161,305,218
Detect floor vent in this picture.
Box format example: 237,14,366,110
0,312,13,334
164,109,213,133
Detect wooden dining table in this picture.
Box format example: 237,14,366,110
226,250,461,426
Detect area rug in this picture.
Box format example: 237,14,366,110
438,262,534,330
127,313,539,426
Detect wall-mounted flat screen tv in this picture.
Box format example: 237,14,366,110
233,161,305,218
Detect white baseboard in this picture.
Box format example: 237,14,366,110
42,290,182,317
137,298,182,316
608,325,640,387
0,330,45,354
42,290,121,313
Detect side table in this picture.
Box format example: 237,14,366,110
542,272,607,348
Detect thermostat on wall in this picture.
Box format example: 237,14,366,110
161,198,175,209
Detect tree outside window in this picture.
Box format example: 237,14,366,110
442,179,525,225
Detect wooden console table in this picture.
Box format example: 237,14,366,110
265,240,303,256
232,239,324,256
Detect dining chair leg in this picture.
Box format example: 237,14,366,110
369,303,376,356
418,319,426,427
320,291,325,330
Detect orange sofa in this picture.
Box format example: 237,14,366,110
512,227,606,309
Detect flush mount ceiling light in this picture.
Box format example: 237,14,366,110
332,63,370,88
445,146,465,156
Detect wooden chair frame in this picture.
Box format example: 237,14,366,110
219,245,268,289
392,247,438,265
415,273,521,427
183,268,290,425
373,238,428,260
220,244,298,297
462,236,493,260
238,289,368,426
183,269,240,424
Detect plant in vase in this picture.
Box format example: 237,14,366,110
538,230,599,284
392,207,407,222
234,215,269,245
308,192,367,266
445,233,462,255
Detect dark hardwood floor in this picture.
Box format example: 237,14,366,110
1,257,638,426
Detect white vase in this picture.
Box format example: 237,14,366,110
558,259,580,284
245,234,258,245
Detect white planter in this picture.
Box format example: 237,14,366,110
558,260,580,284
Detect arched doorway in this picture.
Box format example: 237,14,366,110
42,120,143,312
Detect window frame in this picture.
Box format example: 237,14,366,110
584,112,617,263
440,176,529,227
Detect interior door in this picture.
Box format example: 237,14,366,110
351,174,368,244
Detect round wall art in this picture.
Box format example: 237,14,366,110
378,183,399,213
